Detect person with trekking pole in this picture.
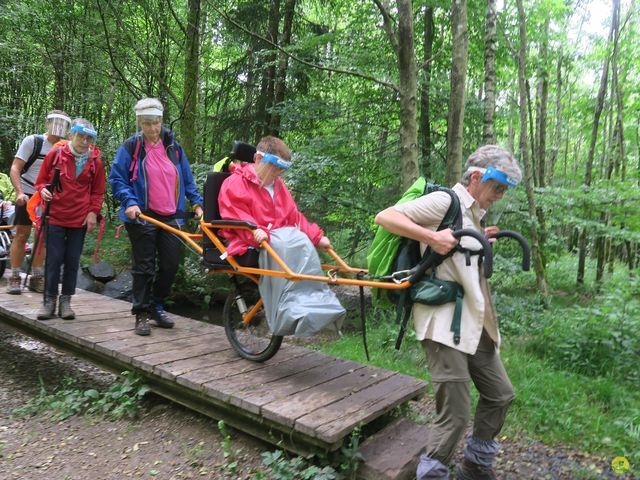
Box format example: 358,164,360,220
108,98,203,336
375,146,522,480
6,110,71,294
34,118,104,320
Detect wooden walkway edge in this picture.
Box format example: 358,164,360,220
0,282,426,456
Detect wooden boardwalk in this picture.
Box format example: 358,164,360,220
0,282,426,455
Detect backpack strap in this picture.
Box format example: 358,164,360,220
21,134,44,175
127,136,142,182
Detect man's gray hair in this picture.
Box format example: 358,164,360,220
460,145,522,186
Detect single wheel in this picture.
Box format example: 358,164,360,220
0,259,6,278
223,280,283,362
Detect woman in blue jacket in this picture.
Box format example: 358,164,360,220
109,98,203,336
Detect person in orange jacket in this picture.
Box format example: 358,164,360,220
34,118,105,320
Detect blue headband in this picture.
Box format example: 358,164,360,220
70,124,97,138
469,166,518,188
259,152,292,170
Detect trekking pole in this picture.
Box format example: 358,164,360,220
23,168,61,290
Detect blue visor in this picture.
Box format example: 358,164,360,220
70,124,97,138
482,166,518,188
260,152,292,170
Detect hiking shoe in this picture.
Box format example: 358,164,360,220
37,295,57,320
28,274,44,293
151,303,174,328
7,275,21,294
455,459,498,480
135,312,151,336
58,295,75,320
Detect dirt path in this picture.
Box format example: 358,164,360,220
0,325,633,479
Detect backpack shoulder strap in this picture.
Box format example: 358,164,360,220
21,134,44,174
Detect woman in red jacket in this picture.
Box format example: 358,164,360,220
35,118,105,320
218,136,330,261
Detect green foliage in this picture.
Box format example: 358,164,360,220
13,371,150,421
217,420,240,473
256,450,338,480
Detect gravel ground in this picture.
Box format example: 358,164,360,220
0,324,635,480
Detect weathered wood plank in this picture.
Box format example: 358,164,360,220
297,373,427,441
261,365,394,428
233,358,364,416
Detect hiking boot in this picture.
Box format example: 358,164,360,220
7,275,21,294
37,295,57,320
135,312,151,336
455,459,498,480
151,303,174,328
28,274,44,293
58,295,75,320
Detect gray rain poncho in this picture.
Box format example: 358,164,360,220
258,227,345,337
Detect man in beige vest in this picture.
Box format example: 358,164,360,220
375,146,522,480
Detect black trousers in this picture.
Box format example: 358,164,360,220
125,221,183,314
45,224,86,297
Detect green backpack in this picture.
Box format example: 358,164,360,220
367,177,462,307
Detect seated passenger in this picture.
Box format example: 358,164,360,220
218,136,330,257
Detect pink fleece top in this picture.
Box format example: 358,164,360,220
145,141,177,215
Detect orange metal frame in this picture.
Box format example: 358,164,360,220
137,213,410,327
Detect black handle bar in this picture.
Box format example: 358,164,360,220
491,230,530,271
407,228,493,284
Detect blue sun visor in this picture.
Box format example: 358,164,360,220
481,166,519,188
70,125,97,138
260,152,292,170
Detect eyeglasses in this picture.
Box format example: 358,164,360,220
492,183,509,194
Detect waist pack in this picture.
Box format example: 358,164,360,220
409,274,464,345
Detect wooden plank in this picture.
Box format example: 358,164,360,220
296,374,427,441
232,358,364,416
262,365,394,428
54,317,134,335
213,351,332,414
134,335,231,366
155,348,238,380
106,330,217,361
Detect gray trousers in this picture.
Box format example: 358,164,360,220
422,329,515,466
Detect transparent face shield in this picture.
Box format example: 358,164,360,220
136,115,163,141
468,166,519,225
46,114,71,138
254,152,292,186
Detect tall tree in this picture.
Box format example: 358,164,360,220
375,0,419,190
577,0,617,285
182,0,201,161
420,5,435,175
482,0,497,144
446,0,468,186
516,0,548,301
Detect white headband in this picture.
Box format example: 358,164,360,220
135,108,163,117
47,113,71,123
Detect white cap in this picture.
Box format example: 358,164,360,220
47,113,71,123
134,98,163,117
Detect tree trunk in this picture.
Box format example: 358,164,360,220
375,0,419,190
577,0,617,284
182,0,201,162
397,0,419,190
548,55,563,185
270,0,296,136
535,16,549,187
446,0,468,187
482,0,497,144
516,0,548,301
420,5,434,176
